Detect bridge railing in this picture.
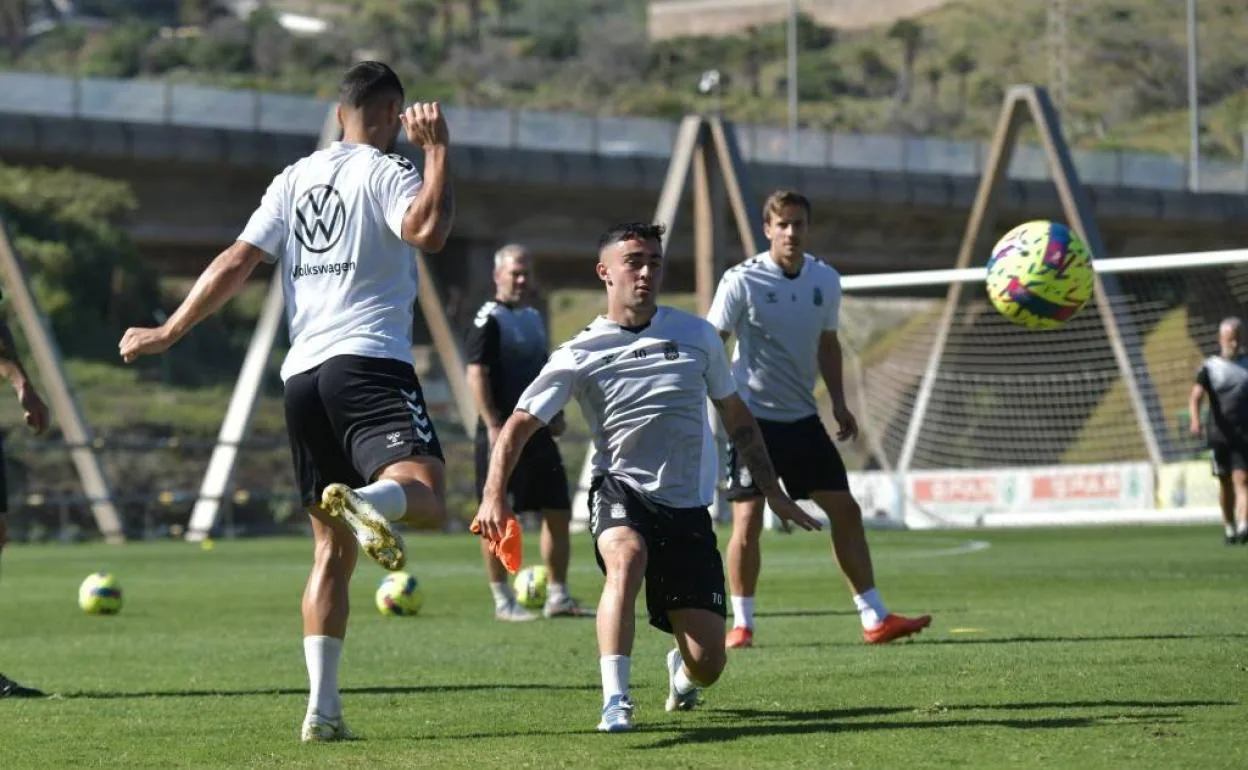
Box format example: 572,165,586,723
1,71,1245,193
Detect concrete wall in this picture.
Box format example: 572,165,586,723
647,0,952,39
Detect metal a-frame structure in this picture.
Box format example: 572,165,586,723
570,114,765,526
185,108,477,541
896,85,1165,473
0,218,123,542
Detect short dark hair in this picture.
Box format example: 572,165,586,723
763,190,812,224
338,61,404,110
598,222,666,252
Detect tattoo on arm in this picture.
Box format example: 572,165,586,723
729,423,782,498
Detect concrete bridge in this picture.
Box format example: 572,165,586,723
2,71,1245,322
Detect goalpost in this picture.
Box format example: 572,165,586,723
835,248,1248,529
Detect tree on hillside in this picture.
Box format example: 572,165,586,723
0,0,26,61
467,0,483,49
0,163,158,362
887,18,923,106
948,49,976,118
438,0,453,50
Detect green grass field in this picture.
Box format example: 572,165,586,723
1,525,1244,768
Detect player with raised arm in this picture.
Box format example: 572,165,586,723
1189,316,1248,545
0,308,49,699
466,244,591,620
118,61,455,741
708,190,931,648
473,222,820,733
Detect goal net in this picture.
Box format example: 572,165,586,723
835,248,1248,529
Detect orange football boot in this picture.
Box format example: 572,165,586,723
726,627,754,649
863,613,932,644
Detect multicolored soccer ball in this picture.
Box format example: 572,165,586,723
375,571,424,616
986,220,1095,330
78,572,123,615
513,565,548,610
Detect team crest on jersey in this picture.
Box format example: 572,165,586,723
294,184,346,254
663,341,679,360
813,287,824,306
765,291,778,304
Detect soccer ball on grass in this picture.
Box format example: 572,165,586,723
375,571,424,616
513,565,548,610
78,572,123,615
986,220,1094,330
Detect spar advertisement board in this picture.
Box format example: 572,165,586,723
900,463,1160,527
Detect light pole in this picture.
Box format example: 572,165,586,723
1186,0,1199,191
787,0,798,162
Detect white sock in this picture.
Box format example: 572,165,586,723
1236,521,1248,536
730,596,754,630
354,479,407,521
853,588,889,630
672,655,698,694
489,581,513,609
547,581,568,604
600,655,630,705
1228,523,1239,538
303,635,343,719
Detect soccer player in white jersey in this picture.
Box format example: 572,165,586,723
473,222,820,733
118,61,455,741
708,190,931,649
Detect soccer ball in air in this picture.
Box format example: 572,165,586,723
513,565,548,610
78,572,123,615
985,220,1095,330
375,571,424,616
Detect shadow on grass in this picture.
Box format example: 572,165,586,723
61,683,598,700
634,710,1186,749
389,698,1229,746
771,631,1248,649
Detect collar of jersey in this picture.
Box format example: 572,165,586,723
757,251,807,278
593,306,666,333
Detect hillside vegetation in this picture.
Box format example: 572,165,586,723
2,0,1245,159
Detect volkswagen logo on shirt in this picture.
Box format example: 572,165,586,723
293,184,346,253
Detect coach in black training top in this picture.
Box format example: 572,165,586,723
465,244,591,620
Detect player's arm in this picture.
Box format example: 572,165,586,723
464,315,503,443
398,103,454,253
119,241,269,363
713,394,821,532
707,271,742,348
1189,383,1206,436
0,317,47,434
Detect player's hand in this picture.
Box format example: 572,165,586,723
549,412,567,438
401,102,449,150
767,494,823,532
472,497,515,544
1189,418,1202,436
119,325,174,364
832,404,859,441
17,381,47,436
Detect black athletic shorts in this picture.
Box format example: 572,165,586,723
1211,444,1248,477
588,474,726,633
725,414,849,501
284,354,444,507
474,424,571,512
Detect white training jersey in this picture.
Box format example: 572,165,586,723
707,252,842,423
515,307,737,509
238,141,423,382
